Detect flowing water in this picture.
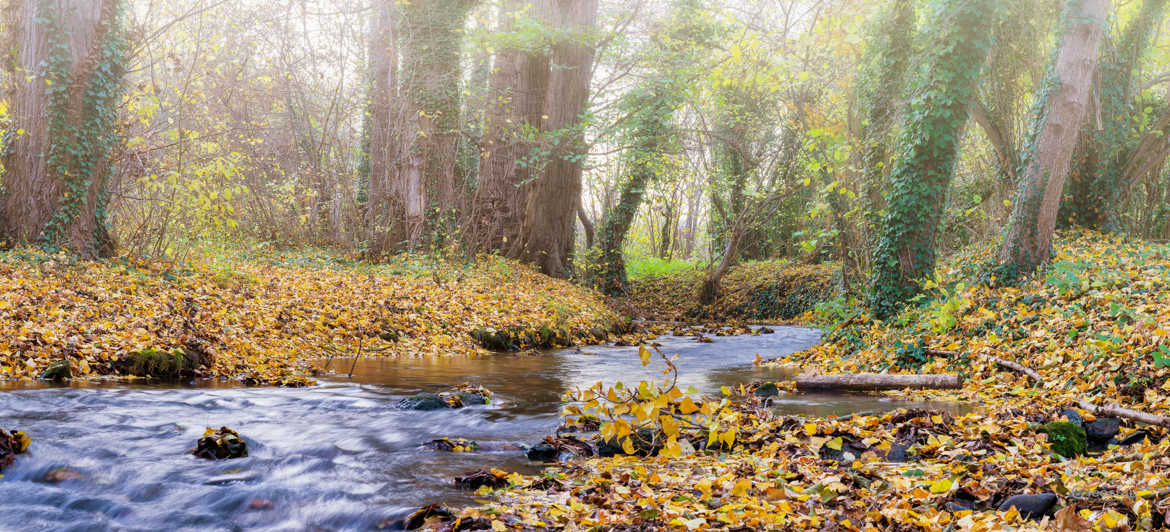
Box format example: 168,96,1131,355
0,327,962,531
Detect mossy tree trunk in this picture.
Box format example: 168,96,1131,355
596,83,677,296
396,0,477,251
867,0,995,319
0,0,125,258
998,0,1107,275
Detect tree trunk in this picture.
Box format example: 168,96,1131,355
998,0,1107,274
517,0,598,278
0,0,124,258
866,0,995,319
469,0,551,254
365,0,402,256
396,0,476,250
795,374,963,392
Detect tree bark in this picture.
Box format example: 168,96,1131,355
396,0,476,250
469,0,551,254
795,374,963,392
0,0,123,258
1078,399,1170,429
998,0,1106,274
517,0,598,277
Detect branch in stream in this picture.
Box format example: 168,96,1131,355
795,373,962,392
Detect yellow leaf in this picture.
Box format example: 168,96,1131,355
491,520,507,532
826,437,844,451
639,345,652,366
678,396,700,415
929,478,953,494
621,437,635,455
731,478,752,497
804,423,818,436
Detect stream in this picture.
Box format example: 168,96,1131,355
0,327,962,531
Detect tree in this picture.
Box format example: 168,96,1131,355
1060,0,1168,231
468,0,551,254
516,0,598,278
595,82,679,295
998,0,1107,275
395,0,477,250
364,0,401,256
0,0,127,258
867,0,996,319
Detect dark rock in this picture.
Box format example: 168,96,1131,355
192,427,248,460
41,360,71,381
453,516,495,531
1084,418,1120,444
397,393,448,411
754,382,779,397
454,392,488,406
1058,408,1083,426
1117,430,1156,446
0,429,30,472
425,438,478,452
454,469,508,490
401,504,454,530
885,442,912,463
526,443,557,462
997,493,1058,520
599,429,662,457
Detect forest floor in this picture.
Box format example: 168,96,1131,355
0,250,625,386
440,231,1170,531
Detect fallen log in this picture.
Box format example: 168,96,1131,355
795,374,962,392
1078,399,1170,429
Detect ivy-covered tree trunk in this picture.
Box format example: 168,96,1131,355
998,0,1107,275
1060,0,1167,231
867,0,995,320
470,0,551,254
396,0,476,250
858,0,915,222
365,0,402,256
596,84,676,295
0,0,125,258
517,0,598,278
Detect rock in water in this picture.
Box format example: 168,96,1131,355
754,382,779,397
397,393,449,411
0,429,31,472
192,427,248,460
998,493,1058,520
1084,417,1120,444
526,443,557,462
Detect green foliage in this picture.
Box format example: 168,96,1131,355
625,258,700,280
1038,421,1087,458
867,0,996,320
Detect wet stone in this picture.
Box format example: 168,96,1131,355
396,393,448,411
998,493,1058,521
1084,417,1120,444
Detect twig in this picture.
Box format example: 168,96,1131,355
925,349,1043,383
347,336,363,379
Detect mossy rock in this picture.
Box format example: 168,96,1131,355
41,360,72,382
1038,421,1087,458
117,349,188,378
754,382,780,397
397,393,449,411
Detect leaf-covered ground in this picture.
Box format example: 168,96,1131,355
623,261,835,323
0,251,624,386
440,232,1170,531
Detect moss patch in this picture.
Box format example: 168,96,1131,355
1038,421,1087,458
